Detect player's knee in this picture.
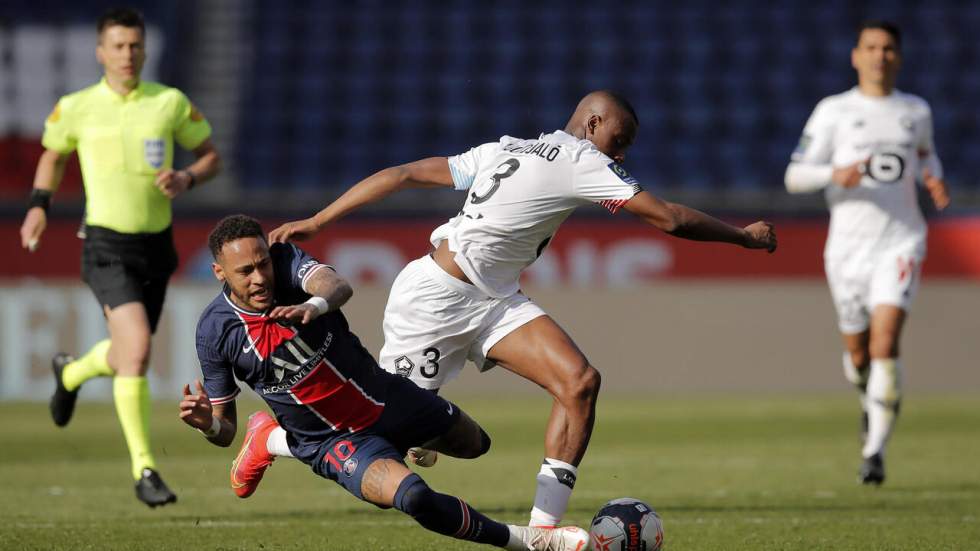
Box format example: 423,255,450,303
458,427,491,459
110,340,152,376
553,362,600,409
453,420,492,459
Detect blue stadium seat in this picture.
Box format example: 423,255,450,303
233,1,978,195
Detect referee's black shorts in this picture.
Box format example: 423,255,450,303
81,225,179,334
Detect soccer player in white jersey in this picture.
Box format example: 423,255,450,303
271,90,777,527
784,21,949,485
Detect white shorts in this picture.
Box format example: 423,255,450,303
825,245,923,334
378,255,546,389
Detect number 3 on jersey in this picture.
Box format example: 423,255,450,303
421,347,440,378
470,158,520,204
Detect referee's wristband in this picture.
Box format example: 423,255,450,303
199,416,221,438
305,296,330,316
27,189,52,213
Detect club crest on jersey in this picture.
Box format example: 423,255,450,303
343,457,359,477
899,116,915,131
607,162,638,185
144,138,165,169
394,356,415,377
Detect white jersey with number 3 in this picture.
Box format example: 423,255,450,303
432,130,643,298
793,88,942,262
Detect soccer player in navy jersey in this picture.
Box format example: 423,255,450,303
178,215,590,551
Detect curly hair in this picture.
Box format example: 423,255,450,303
208,215,265,259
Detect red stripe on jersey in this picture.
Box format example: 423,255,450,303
210,389,240,405
288,359,384,432
599,198,629,214
236,311,297,360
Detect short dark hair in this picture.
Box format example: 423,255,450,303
208,215,266,259
857,20,901,50
97,7,145,36
600,90,639,126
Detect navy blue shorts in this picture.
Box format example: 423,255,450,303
309,375,459,500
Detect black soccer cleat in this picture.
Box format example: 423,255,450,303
49,353,79,427
858,453,885,486
135,468,178,508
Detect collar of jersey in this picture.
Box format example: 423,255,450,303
850,86,899,103
98,77,146,102
222,287,272,317
541,129,578,144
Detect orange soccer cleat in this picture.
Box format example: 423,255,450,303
231,411,279,498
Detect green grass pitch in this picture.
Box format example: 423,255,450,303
2,393,978,550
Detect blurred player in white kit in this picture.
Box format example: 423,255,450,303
784,21,950,485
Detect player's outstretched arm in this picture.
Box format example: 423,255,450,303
623,191,777,252
180,379,237,447
922,168,950,210
268,267,354,325
268,157,455,243
20,149,70,252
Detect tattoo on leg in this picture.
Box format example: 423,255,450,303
361,459,391,504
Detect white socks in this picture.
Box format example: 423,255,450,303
266,427,294,458
842,352,870,415
862,358,902,458
529,458,577,527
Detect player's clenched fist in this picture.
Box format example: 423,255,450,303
742,221,777,253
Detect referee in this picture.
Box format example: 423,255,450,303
18,8,221,507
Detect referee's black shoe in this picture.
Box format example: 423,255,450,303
858,453,885,486
50,353,78,427
135,468,177,508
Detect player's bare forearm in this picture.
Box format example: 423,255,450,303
32,149,70,193
204,403,237,447
185,140,222,187
663,202,748,244
180,381,237,447
624,192,775,251
310,157,453,228
206,401,238,447
625,192,743,243
305,267,354,311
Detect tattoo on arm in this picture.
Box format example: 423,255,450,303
305,267,354,310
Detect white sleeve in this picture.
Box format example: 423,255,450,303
917,103,944,180
573,150,643,214
447,142,499,191
785,98,837,193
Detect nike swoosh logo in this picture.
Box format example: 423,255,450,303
446,403,453,416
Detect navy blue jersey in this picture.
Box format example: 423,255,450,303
195,243,395,462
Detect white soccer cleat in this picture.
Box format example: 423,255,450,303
507,525,590,551
406,446,438,467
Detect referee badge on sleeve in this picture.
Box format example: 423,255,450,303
144,138,165,169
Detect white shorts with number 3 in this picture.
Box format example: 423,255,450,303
378,255,546,390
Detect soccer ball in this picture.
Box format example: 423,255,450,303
589,497,664,551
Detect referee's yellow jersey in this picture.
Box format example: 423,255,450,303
42,78,212,234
